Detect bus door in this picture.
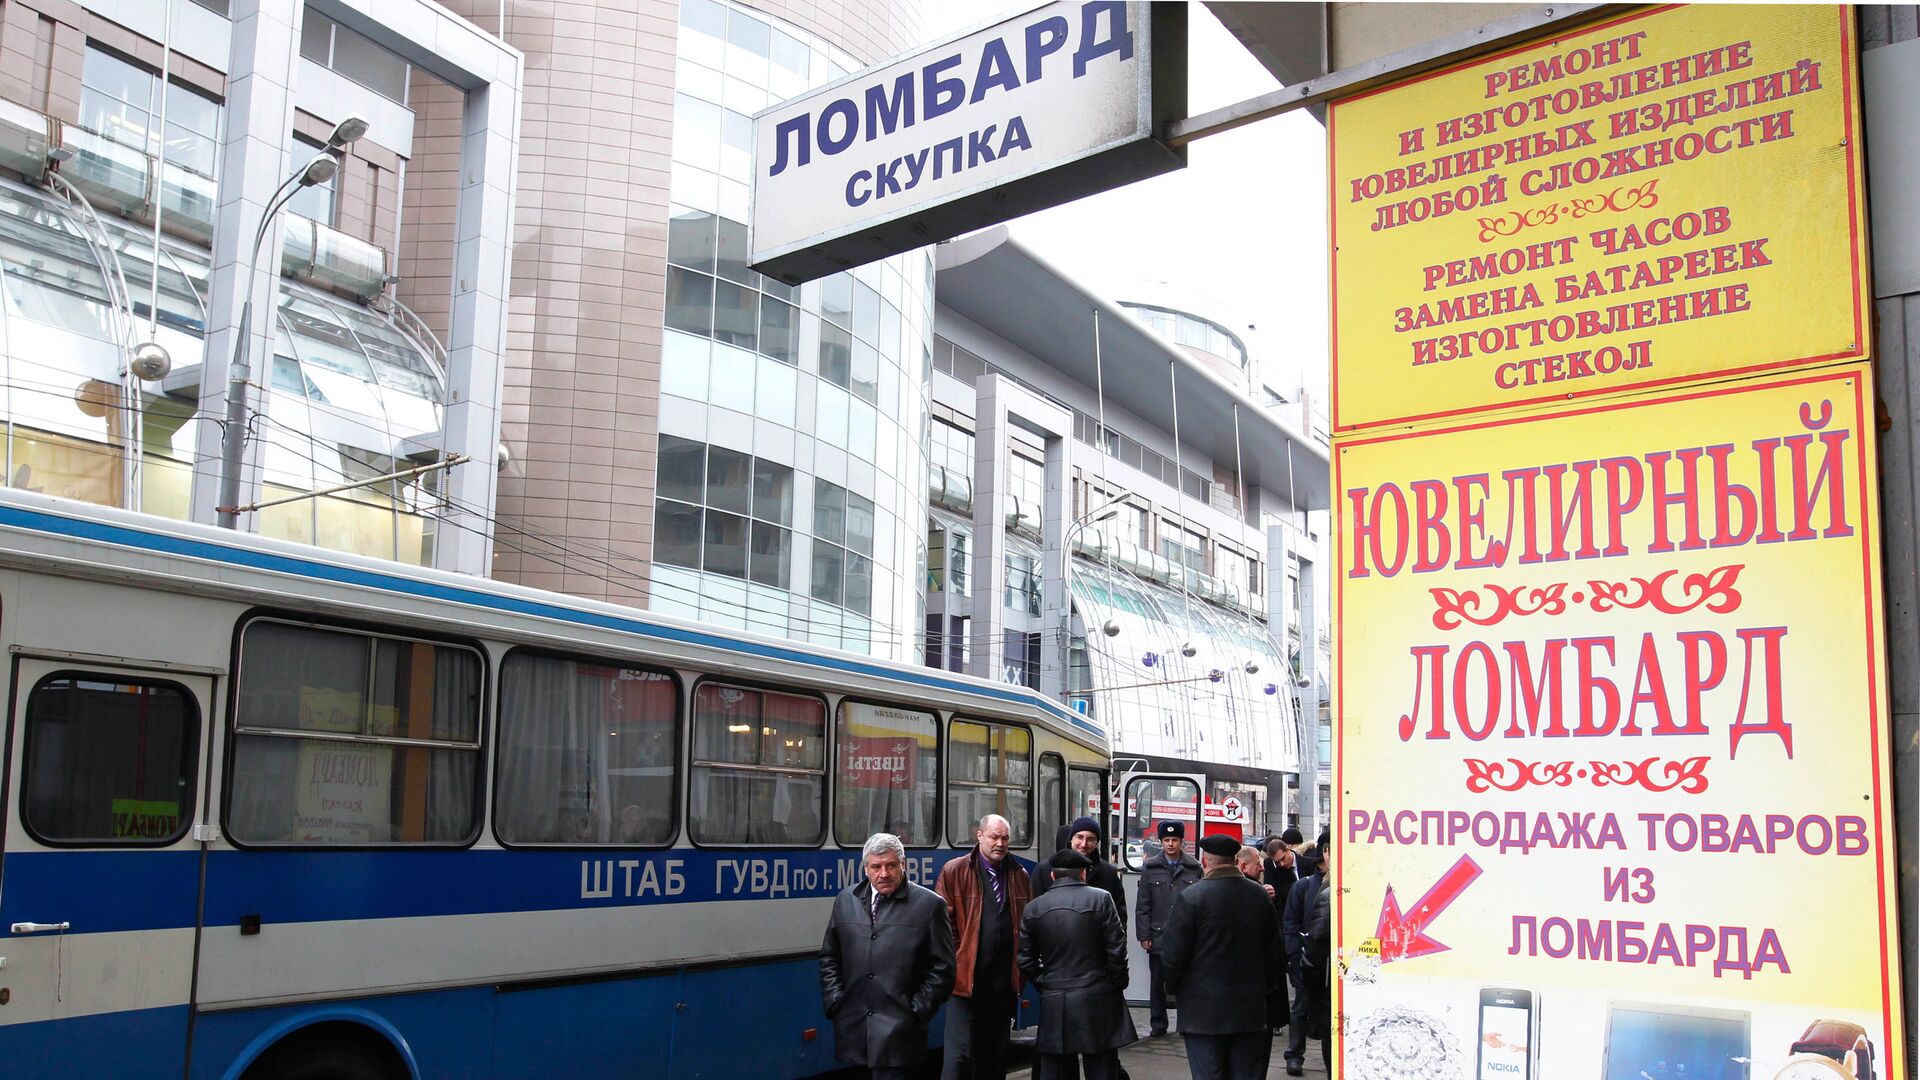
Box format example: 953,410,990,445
1115,772,1204,1004
1115,772,1206,872
0,656,214,1074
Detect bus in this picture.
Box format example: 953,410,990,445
0,488,1111,1079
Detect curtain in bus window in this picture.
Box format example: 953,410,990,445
689,683,824,845
229,622,481,844
833,702,937,847
946,720,1033,847
496,654,677,844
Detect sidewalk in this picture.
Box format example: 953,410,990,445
1010,1009,1331,1079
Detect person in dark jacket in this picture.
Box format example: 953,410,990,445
820,832,957,1079
1017,849,1138,1080
1157,833,1287,1080
1262,830,1301,908
935,813,1030,1079
1032,816,1128,933
1280,845,1326,1076
1305,870,1333,1075
1233,845,1289,1037
1134,820,1202,1036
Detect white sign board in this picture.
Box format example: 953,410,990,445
750,1,1185,284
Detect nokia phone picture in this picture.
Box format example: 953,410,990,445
1478,987,1540,1080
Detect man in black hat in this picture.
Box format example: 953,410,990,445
1134,819,1201,1037
1018,849,1137,1080
1157,832,1286,1080
1032,816,1127,932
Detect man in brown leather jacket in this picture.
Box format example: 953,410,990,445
935,813,1031,1079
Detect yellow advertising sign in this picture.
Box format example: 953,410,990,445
1328,5,1868,432
1331,364,1904,1080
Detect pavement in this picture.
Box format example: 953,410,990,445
1006,1008,1331,1079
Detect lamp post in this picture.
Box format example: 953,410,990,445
216,115,368,529
1057,489,1132,703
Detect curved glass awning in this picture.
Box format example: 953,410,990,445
1070,559,1300,775
0,175,450,561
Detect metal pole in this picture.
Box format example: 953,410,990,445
215,294,252,528
149,0,172,341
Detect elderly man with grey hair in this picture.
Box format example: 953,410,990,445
820,832,956,1078
936,813,1031,1079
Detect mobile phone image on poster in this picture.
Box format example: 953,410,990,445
1479,988,1537,1080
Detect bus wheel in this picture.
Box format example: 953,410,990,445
241,1024,404,1080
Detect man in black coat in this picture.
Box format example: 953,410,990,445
1031,816,1128,933
1017,849,1138,1080
1134,819,1202,1036
1157,833,1286,1080
820,832,957,1078
1280,845,1326,1076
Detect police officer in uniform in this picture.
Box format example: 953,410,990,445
1133,820,1201,1036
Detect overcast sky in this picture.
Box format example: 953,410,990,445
918,4,1332,408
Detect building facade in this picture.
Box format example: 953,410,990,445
0,0,517,573
926,227,1331,843
425,0,933,663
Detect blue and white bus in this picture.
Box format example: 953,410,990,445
0,489,1112,1078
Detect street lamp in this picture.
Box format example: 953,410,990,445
216,116,367,528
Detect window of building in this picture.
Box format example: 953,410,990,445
300,9,411,104
1009,451,1043,534
79,46,224,179
654,435,794,586
689,682,825,845
1161,521,1206,574
227,620,482,844
930,417,974,486
494,653,678,846
834,701,938,847
1004,553,1040,616
22,673,197,844
947,719,1032,847
1216,545,1252,595
927,524,946,594
811,478,873,615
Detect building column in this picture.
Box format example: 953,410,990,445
435,77,519,575
190,0,303,529
1038,432,1071,702
969,374,1072,692
1268,518,1320,838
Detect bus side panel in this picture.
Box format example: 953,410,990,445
2,1005,190,1078
490,971,680,1077
670,958,842,1079
188,986,496,1080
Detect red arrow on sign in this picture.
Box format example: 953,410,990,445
1374,854,1484,963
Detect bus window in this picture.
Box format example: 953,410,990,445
689,682,825,845
946,719,1032,847
833,701,938,847
227,620,483,845
495,652,678,846
22,674,197,844
1067,766,1106,824
1036,752,1065,854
